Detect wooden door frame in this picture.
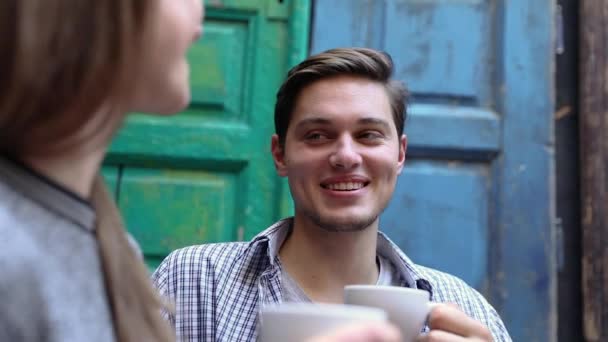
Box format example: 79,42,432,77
556,0,582,341
579,1,608,341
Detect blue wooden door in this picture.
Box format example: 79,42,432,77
311,1,555,341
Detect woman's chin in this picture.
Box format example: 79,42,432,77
133,86,191,115
163,89,191,114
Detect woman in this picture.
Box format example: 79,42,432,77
0,1,202,341
0,0,399,341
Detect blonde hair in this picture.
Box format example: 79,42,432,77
0,1,173,341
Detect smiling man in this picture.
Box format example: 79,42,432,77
153,48,511,342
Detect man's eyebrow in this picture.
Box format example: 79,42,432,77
293,117,392,130
293,117,332,130
358,117,391,130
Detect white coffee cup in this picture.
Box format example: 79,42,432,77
258,302,388,342
344,285,436,342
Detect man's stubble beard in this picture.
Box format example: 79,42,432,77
302,208,380,232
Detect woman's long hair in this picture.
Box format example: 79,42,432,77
0,1,173,341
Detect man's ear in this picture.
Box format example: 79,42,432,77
396,134,407,175
271,134,288,177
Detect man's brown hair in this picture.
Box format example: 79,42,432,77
274,47,409,146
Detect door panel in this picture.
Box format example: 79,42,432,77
311,0,494,103
119,167,237,269
311,0,555,341
405,104,500,156
384,1,494,102
383,161,490,288
188,17,250,117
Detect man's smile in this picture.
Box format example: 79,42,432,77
322,182,366,191
320,176,371,192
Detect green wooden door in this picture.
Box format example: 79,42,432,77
104,0,309,268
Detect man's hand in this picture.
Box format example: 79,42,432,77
417,304,493,341
307,321,401,342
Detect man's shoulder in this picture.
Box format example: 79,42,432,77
152,240,265,291
415,265,477,297
377,233,488,305
414,265,511,341
166,241,251,264
414,264,490,307
154,241,251,273
152,219,290,287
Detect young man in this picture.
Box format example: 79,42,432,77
153,48,511,342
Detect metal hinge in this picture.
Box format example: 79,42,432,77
555,217,564,272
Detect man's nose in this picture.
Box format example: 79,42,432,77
328,135,362,170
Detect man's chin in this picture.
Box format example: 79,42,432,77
313,214,378,233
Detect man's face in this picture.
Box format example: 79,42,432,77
271,75,407,232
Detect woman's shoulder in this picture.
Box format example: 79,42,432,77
0,230,49,342
0,219,46,285
0,187,48,267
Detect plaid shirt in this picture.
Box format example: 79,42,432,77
152,218,511,341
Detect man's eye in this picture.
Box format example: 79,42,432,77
359,131,383,140
305,132,326,141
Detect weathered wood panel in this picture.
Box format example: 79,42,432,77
580,1,608,340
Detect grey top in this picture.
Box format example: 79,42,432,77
0,157,115,342
281,254,403,302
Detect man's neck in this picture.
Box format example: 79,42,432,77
278,215,379,304
21,145,106,199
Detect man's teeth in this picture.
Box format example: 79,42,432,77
326,182,364,191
